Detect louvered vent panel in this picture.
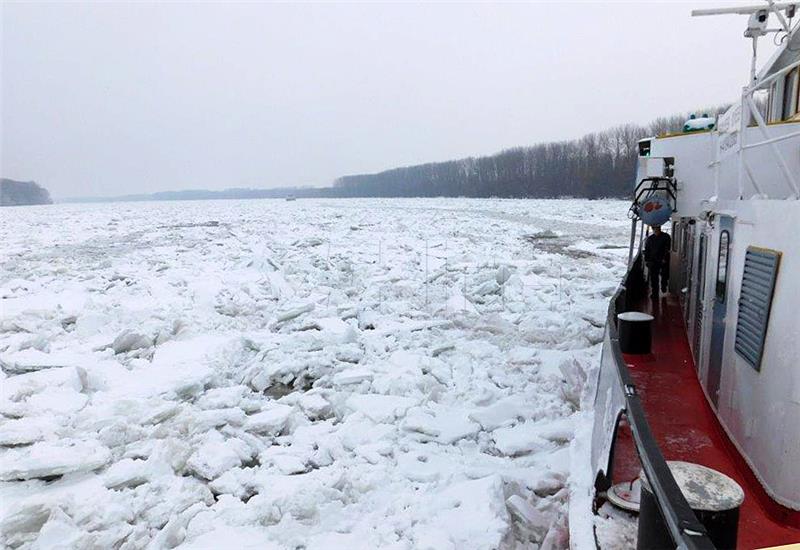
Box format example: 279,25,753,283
735,247,781,371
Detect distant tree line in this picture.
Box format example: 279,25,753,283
0,179,53,206
331,106,728,199
57,105,731,204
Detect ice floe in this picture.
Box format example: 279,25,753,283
0,198,629,549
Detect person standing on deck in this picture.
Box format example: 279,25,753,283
644,225,671,299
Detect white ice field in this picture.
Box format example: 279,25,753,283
0,198,630,549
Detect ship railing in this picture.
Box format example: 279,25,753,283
712,46,800,199
597,255,717,550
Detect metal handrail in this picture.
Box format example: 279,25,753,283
606,258,717,550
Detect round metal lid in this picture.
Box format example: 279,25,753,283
640,461,745,512
607,478,642,513
617,311,654,322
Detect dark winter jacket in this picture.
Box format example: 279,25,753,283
644,232,671,264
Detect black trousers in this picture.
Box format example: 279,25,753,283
647,261,669,296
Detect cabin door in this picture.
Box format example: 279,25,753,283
681,223,695,325
707,216,734,408
692,233,707,368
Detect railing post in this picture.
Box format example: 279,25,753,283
628,218,638,269
745,96,800,198
738,90,748,200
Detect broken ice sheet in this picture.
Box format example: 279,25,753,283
0,439,111,481
403,406,480,444
345,393,417,423
0,198,629,548
187,431,254,480
493,416,575,457
243,404,293,435
0,417,58,446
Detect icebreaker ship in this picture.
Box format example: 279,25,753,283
576,3,800,548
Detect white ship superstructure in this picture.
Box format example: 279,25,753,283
580,3,800,548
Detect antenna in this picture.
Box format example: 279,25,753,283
690,2,799,82
691,1,797,33
691,2,797,17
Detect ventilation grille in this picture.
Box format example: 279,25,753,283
735,247,781,371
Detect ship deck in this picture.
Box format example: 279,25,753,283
611,294,800,549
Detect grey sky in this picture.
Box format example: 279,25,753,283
1,1,770,198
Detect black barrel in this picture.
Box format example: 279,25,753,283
637,461,744,550
617,312,654,354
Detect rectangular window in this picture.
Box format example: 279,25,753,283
735,247,781,371
672,222,679,252
767,81,776,122
716,231,730,302
782,67,799,120
795,67,800,120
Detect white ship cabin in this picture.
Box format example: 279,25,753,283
765,29,800,123
633,11,800,515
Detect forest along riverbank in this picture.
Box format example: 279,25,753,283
0,198,630,549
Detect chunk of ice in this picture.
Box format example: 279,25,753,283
0,417,55,446
244,404,293,435
103,458,150,489
332,367,373,386
0,439,111,481
468,397,529,431
493,417,574,456
111,330,153,354
506,494,551,534
274,303,314,324
403,407,480,445
345,394,416,423
187,432,253,480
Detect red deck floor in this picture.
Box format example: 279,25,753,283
611,295,800,549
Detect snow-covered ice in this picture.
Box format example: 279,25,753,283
0,198,629,549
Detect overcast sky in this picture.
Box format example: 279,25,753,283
1,1,772,198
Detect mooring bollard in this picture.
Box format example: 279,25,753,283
637,461,744,550
617,311,654,354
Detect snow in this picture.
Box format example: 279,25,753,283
683,116,715,132
0,198,630,549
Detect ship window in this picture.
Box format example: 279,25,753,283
681,221,691,260
671,222,678,252
735,247,781,371
782,67,799,120
767,81,776,122
715,231,730,302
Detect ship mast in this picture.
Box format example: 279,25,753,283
690,1,800,200
691,1,797,84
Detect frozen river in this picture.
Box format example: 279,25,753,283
0,198,630,549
